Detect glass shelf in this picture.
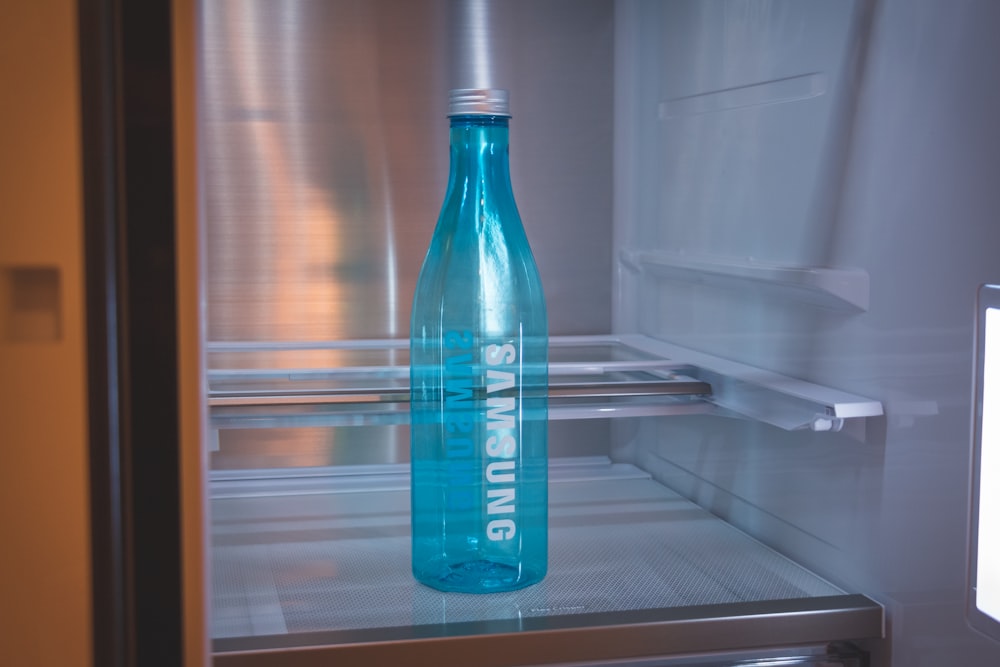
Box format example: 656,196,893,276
206,338,886,664
210,457,882,665
206,335,882,433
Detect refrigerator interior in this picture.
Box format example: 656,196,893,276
199,0,1000,665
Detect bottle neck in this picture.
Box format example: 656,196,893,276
448,115,511,185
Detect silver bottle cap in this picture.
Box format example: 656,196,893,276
447,88,511,117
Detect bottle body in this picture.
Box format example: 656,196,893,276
410,106,548,593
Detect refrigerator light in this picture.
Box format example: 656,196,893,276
970,284,1000,643
975,307,1000,622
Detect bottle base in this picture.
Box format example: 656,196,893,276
414,558,545,593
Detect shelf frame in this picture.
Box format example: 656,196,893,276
213,595,883,667
619,250,870,312
205,334,883,433
208,458,884,665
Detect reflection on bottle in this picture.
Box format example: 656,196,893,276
410,585,527,628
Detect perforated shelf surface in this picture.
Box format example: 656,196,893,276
211,457,875,657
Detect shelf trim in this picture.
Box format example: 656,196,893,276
212,594,883,667
621,335,883,431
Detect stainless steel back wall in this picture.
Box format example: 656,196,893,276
200,0,614,344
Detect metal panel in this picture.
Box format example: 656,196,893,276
199,0,613,345
199,0,615,472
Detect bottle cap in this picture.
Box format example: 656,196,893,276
448,88,511,117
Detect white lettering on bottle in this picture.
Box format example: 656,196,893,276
486,368,515,392
486,343,516,365
487,488,516,514
485,433,516,458
486,460,515,483
486,397,515,430
487,518,515,541
484,340,518,541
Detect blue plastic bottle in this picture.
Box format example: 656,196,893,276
410,89,548,593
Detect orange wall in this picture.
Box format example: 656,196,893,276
0,1,92,666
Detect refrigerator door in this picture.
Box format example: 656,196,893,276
1,3,91,666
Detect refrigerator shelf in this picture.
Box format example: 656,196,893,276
210,457,882,665
618,335,884,432
206,335,882,432
619,250,870,312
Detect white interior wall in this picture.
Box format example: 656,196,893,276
614,1,1000,665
